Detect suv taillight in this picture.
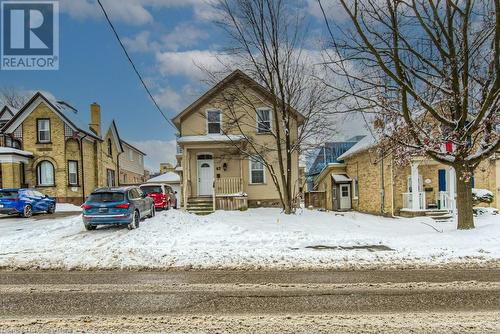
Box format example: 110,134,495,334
116,203,130,209
81,204,92,209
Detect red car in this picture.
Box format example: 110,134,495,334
139,184,177,210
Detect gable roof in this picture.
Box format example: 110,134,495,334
104,120,124,153
171,69,306,128
121,139,146,156
147,172,181,183
2,92,101,140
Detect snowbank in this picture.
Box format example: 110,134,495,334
0,208,498,270
56,203,82,212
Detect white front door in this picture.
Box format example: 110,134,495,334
197,159,214,196
340,184,351,210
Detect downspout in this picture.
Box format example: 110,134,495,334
390,157,397,218
380,154,385,214
80,135,88,204
117,151,122,186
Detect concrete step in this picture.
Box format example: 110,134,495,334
424,210,450,216
430,214,453,221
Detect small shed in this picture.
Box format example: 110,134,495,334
146,172,182,205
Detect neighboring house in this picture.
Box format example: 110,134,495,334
312,134,499,215
145,171,182,205
119,140,146,185
173,69,304,212
0,92,124,204
159,162,175,174
306,138,363,192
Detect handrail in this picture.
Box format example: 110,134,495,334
214,177,243,195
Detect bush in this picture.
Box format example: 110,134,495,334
472,188,494,205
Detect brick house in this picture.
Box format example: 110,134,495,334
312,134,499,215
0,92,130,204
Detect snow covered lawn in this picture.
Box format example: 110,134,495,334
0,208,499,270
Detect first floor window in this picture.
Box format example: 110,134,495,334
107,169,116,187
256,108,271,133
37,119,51,143
68,161,78,185
250,157,265,184
37,161,54,186
207,110,221,134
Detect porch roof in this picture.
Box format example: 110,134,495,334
0,147,33,163
332,174,352,183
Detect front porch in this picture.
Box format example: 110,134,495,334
399,159,456,217
179,143,249,213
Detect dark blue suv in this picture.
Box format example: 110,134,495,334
0,189,56,218
81,187,155,231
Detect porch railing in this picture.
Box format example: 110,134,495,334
214,177,243,196
438,191,453,211
402,192,426,210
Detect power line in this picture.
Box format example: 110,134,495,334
96,0,177,131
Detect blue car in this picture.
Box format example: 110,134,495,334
81,186,155,231
0,189,56,218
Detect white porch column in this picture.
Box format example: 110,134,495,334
448,167,456,214
411,162,420,210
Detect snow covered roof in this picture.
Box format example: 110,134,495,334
177,134,245,144
338,134,378,160
332,174,352,183
0,147,33,157
147,172,181,183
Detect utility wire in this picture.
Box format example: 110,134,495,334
96,0,177,131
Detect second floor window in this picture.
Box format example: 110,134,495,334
108,139,113,156
37,119,51,143
256,108,272,133
207,110,221,134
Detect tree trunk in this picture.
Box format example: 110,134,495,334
455,166,475,230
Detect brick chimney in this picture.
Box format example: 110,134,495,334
89,103,101,137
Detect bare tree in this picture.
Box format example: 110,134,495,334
319,0,499,229
208,0,334,214
0,87,29,110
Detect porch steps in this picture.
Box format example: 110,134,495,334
425,210,453,222
187,197,214,215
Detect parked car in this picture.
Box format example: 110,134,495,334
81,186,155,231
0,189,56,218
139,183,177,210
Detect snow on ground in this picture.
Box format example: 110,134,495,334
0,208,499,270
55,203,82,212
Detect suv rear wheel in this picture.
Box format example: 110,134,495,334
128,210,140,230
22,205,32,218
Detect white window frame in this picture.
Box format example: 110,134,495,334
37,161,55,186
107,169,116,187
68,160,78,186
256,107,272,133
249,156,266,184
352,177,359,199
37,119,51,143
206,109,222,134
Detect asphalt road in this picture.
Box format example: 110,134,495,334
0,269,499,333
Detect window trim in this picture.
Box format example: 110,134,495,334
256,107,272,134
36,160,55,187
36,118,51,143
249,156,266,185
107,169,116,187
352,177,359,199
206,109,222,134
107,138,113,156
67,160,79,186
